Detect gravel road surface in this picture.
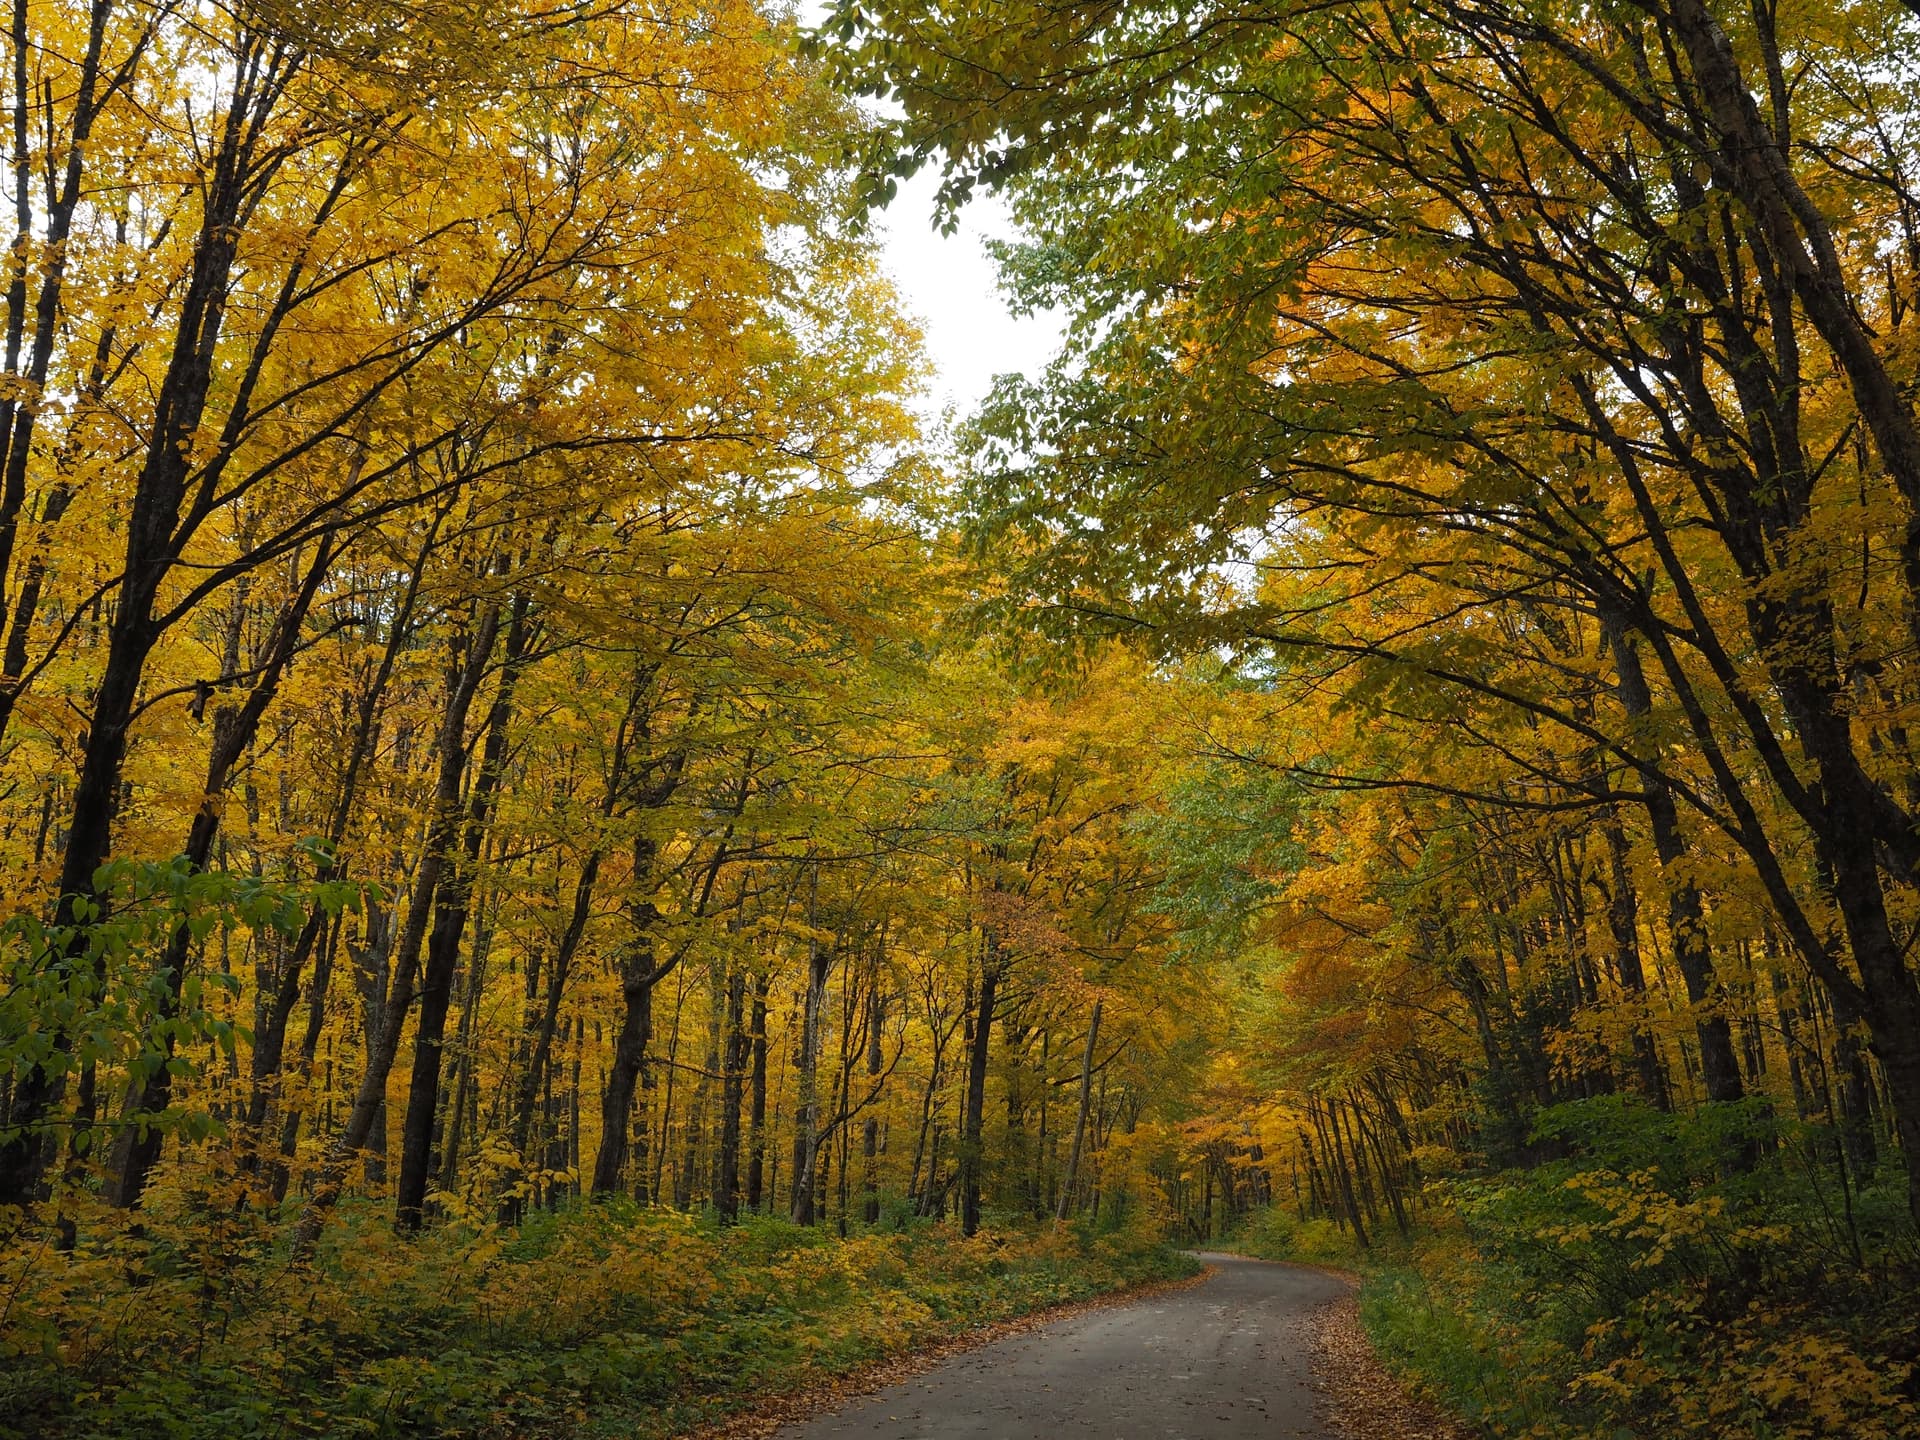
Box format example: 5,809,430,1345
773,1252,1348,1439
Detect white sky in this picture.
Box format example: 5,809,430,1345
866,167,1066,422
796,2,1062,420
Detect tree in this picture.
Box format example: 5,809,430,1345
825,0,1920,1219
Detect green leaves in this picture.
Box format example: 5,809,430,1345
0,853,370,1157
1131,754,1309,963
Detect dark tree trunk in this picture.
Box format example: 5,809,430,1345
862,982,886,1225
716,970,747,1222
0,48,297,1208
592,913,660,1194
1057,999,1101,1221
106,539,334,1209
746,973,768,1212
395,590,529,1233
436,899,495,1198
270,913,343,1202
1315,1097,1368,1249
1599,814,1671,1110
510,864,596,1184
246,527,432,1173
292,598,504,1254
1609,623,1746,1110
959,949,1000,1238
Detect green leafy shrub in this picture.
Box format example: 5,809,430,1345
1353,1099,1920,1440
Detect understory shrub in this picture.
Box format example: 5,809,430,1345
1355,1099,1920,1439
0,1197,1195,1440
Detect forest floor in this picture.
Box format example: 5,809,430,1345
745,1252,1457,1440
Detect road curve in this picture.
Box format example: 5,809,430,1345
773,1252,1349,1440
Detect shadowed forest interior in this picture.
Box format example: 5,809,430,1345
2,0,1918,1437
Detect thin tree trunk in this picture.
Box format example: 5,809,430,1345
716,970,747,1222
436,893,496,1199
271,914,344,1202
1057,998,1102,1221
1315,1097,1368,1249
1609,623,1746,1110
790,920,831,1225
396,589,530,1233
245,519,437,1170
292,597,504,1254
862,980,886,1225
591,914,660,1194
1599,814,1671,1110
746,973,769,1212
106,539,335,1209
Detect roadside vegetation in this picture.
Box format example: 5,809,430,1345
1,1202,1191,1440
1227,1104,1917,1438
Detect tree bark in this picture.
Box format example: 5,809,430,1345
1598,814,1671,1110
746,973,769,1212
245,520,436,1172
292,596,503,1254
862,980,886,1225
0,43,301,1208
1056,998,1101,1221
789,923,831,1225
959,946,1001,1238
591,909,660,1195
1608,621,1746,1110
106,538,334,1209
395,590,530,1232
716,969,747,1222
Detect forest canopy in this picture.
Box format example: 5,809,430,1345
3,0,1919,1437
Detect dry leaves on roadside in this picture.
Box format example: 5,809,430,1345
1310,1286,1475,1440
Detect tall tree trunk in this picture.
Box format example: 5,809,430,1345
292,597,505,1254
1599,813,1671,1110
510,882,585,1183
678,966,722,1210
245,520,436,1171
1814,817,1920,1220
0,47,298,1208
746,973,769,1212
862,981,886,1225
789,925,831,1225
1771,967,1817,1123
436,894,495,1199
270,913,343,1202
1057,999,1101,1221
1349,1090,1409,1238
833,964,858,1233
959,946,1001,1238
591,914,660,1195
716,970,747,1222
0,0,135,749
1609,622,1746,1110
395,590,530,1233
106,539,334,1209
1315,1096,1368,1249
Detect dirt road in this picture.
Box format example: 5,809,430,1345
772,1252,1349,1439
